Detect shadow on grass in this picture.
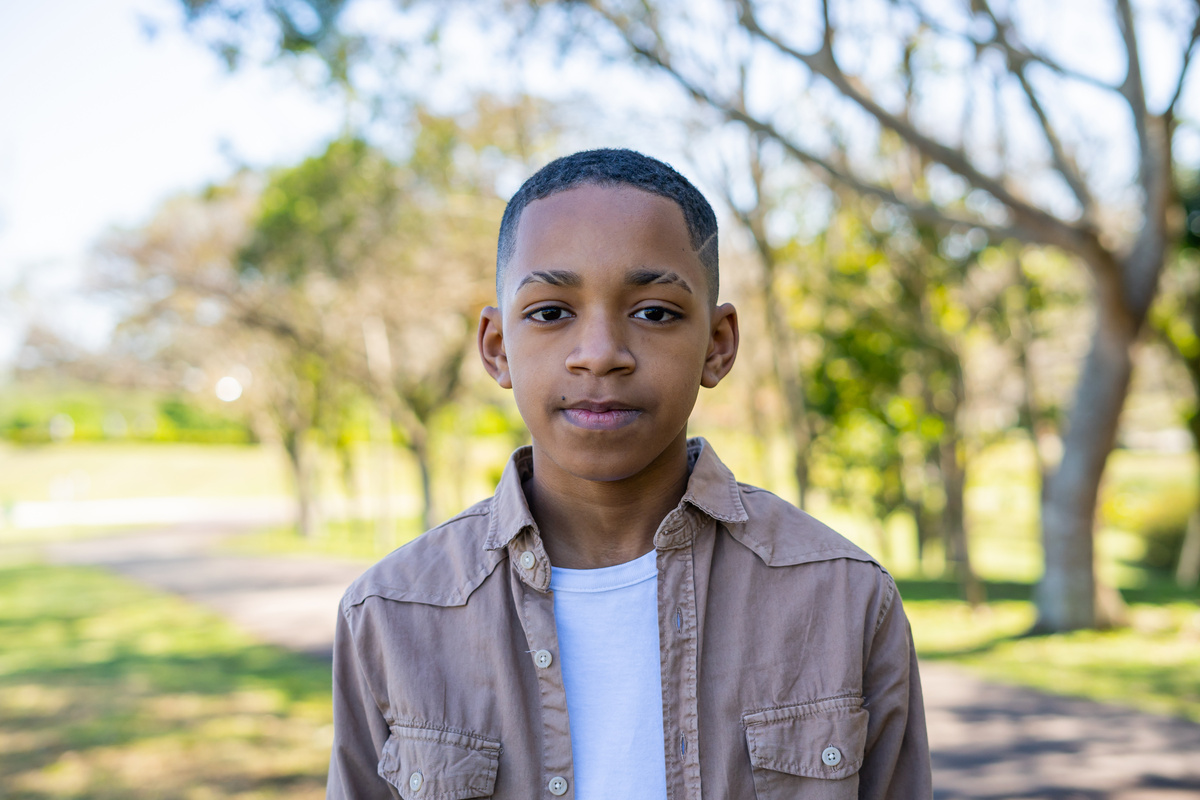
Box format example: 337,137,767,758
0,564,332,798
895,575,1198,605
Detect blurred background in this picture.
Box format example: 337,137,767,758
1,0,1198,797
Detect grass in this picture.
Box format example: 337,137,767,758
899,578,1200,723
220,519,419,562
0,442,293,502
0,562,333,799
1,437,1197,800
0,562,1196,800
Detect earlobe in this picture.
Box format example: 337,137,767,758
477,306,512,389
701,303,739,389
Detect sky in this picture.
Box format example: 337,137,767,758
0,0,694,375
2,0,1196,378
0,0,344,368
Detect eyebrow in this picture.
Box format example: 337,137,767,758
516,270,583,290
514,267,694,294
627,268,693,294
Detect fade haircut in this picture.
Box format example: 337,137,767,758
496,148,719,303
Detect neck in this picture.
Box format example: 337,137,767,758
525,434,690,569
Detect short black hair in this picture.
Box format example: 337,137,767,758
496,148,719,302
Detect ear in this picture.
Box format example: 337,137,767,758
478,306,512,389
701,303,739,389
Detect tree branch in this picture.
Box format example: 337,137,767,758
1166,7,1200,121
732,0,1100,259
895,0,1120,93
977,0,1094,217
1116,0,1151,177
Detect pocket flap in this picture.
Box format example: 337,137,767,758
378,724,501,800
743,695,867,780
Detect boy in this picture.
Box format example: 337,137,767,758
327,149,931,799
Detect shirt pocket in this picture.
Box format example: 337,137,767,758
377,723,502,800
742,695,868,800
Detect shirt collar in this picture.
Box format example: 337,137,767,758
483,436,748,552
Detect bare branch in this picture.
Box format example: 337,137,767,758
978,0,1094,216
732,1,1097,256
821,0,833,50
612,31,1012,238
895,0,1120,93
1166,7,1200,121
1116,0,1151,170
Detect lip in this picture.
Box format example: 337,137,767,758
560,401,642,431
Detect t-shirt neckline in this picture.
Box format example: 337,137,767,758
549,548,658,593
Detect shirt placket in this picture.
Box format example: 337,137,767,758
656,512,703,800
508,531,575,800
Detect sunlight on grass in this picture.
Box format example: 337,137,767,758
907,597,1200,723
0,564,332,799
221,518,422,561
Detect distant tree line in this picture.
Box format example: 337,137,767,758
14,0,1198,631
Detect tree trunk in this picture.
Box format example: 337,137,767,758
791,441,809,510
284,429,320,539
1178,512,1200,588
941,434,984,606
909,499,937,571
372,408,395,552
1178,411,1200,588
410,431,435,533
1035,308,1135,631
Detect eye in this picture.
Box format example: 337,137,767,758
526,306,572,323
632,306,680,323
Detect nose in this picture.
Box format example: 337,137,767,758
565,313,635,376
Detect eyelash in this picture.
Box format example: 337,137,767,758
632,306,682,323
525,306,572,323
523,306,682,324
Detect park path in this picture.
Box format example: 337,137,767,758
41,525,1200,800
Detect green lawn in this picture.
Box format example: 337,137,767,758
1,438,1197,800
0,442,293,502
899,578,1200,723
0,563,332,800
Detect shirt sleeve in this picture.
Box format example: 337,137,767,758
326,601,399,800
857,579,933,799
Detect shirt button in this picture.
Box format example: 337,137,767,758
822,745,842,767
408,771,424,791
533,649,553,668
548,775,568,796
519,551,536,570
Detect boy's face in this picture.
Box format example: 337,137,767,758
478,184,738,485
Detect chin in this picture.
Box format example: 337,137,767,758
559,450,651,483
543,431,685,485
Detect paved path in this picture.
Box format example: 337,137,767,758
40,525,1200,799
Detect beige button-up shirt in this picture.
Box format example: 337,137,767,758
327,439,932,799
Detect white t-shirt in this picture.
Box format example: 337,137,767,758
550,549,668,800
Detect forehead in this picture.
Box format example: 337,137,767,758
506,184,699,296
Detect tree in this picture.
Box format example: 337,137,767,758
1151,176,1200,587
710,116,1000,599
525,0,1200,630
174,0,1200,629
95,175,352,537
237,100,555,531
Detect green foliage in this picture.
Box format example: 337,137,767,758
0,383,254,445
241,137,404,282
180,0,353,78
1103,477,1196,574
778,206,967,528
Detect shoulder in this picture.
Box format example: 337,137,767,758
726,482,880,570
723,482,899,627
341,497,505,612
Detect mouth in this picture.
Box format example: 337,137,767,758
560,401,642,431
